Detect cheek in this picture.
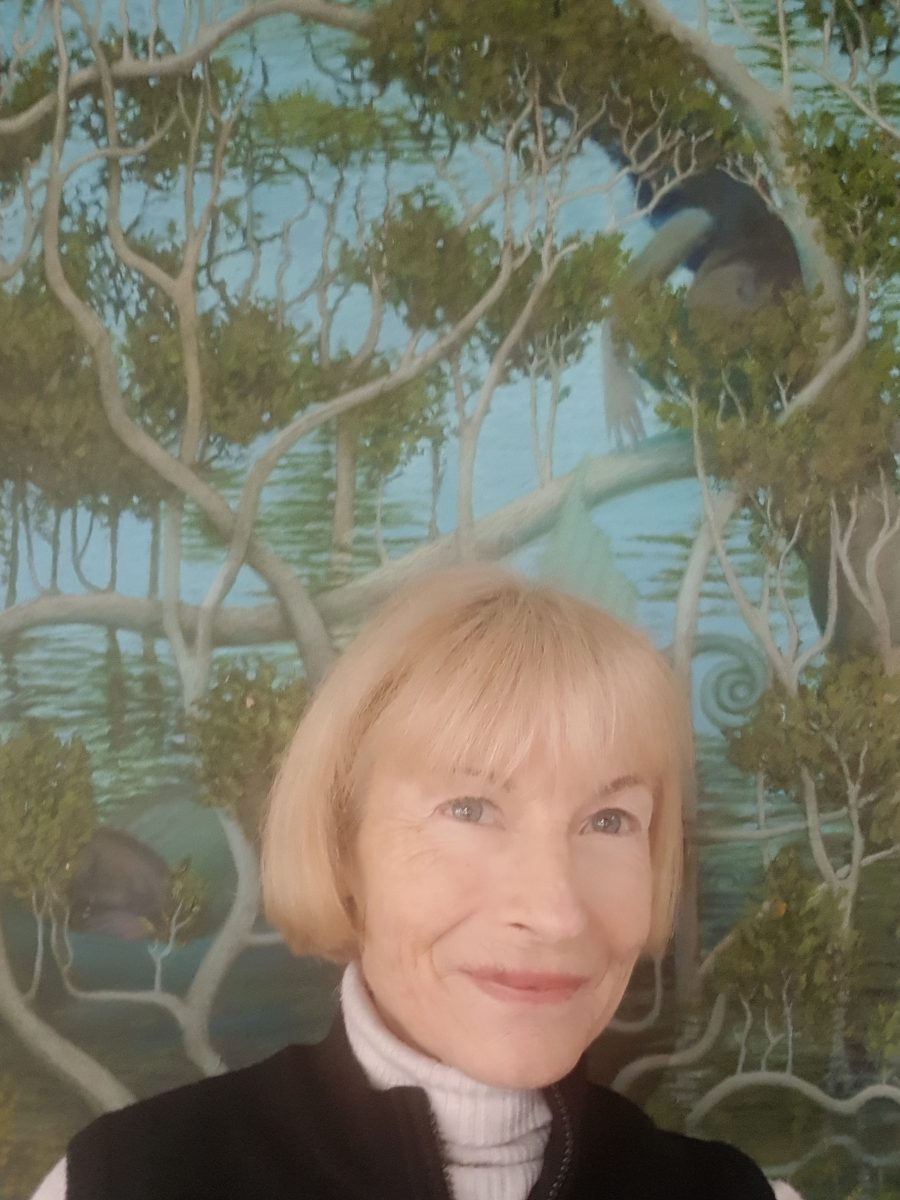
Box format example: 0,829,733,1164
580,846,654,951
354,824,480,946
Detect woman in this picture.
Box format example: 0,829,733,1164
33,564,801,1199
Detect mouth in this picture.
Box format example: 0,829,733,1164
462,968,588,1005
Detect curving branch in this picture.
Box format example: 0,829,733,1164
47,819,250,1079
612,993,729,1095
0,907,133,1114
767,1131,900,1179
690,391,795,693
697,807,851,844
688,1069,900,1129
0,0,372,140
831,477,900,673
39,11,332,684
0,434,697,645
181,813,261,1073
0,162,40,283
608,955,664,1034
778,272,871,423
669,490,738,1000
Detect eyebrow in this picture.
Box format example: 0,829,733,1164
453,766,511,791
452,768,645,798
594,774,644,798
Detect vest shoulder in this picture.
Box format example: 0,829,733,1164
581,1083,774,1197
74,1042,312,1140
66,1042,331,1200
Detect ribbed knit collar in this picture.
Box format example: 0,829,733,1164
341,962,551,1200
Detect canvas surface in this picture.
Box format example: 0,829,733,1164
0,2,898,1197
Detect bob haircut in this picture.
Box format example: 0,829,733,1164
262,563,693,961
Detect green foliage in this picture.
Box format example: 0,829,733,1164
248,91,424,171
209,305,312,445
0,49,58,195
490,235,623,374
0,264,167,517
625,281,829,420
0,722,96,905
865,998,900,1079
357,0,752,170
2,29,244,193
623,276,898,543
350,367,448,487
187,660,308,836
0,1074,15,1174
150,858,206,945
785,112,900,276
363,190,500,330
715,348,897,541
116,46,245,186
800,0,898,64
712,846,858,1025
728,656,900,827
127,298,310,453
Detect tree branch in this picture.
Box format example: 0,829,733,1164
612,993,728,1095
778,272,870,423
0,0,372,140
0,434,696,642
688,1069,900,1128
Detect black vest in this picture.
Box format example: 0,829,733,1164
67,1016,776,1199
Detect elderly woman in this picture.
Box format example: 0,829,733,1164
33,565,800,1199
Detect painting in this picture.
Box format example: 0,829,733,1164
1,1,899,1197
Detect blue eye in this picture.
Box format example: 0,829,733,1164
445,797,487,823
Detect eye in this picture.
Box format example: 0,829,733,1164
583,807,634,836
440,796,491,824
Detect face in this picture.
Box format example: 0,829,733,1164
350,737,654,1089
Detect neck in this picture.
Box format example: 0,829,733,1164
341,962,552,1200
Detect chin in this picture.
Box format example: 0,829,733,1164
458,1045,580,1091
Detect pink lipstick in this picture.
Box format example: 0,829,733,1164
463,968,587,1005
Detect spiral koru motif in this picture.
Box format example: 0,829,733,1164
692,633,770,730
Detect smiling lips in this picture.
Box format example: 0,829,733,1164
463,968,588,1005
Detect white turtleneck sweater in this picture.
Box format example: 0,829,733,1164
341,961,551,1200
30,964,803,1200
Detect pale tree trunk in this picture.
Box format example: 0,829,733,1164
331,414,358,581
671,491,741,1001
49,507,62,592
0,911,134,1114
21,492,43,594
825,981,853,1096
107,509,120,592
181,812,262,1075
429,437,444,540
456,426,478,561
142,503,161,667
161,499,202,709
105,627,127,750
4,479,22,609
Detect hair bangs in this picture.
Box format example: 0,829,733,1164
357,589,674,799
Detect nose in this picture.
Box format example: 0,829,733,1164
497,833,588,943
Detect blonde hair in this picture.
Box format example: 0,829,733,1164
262,562,692,960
